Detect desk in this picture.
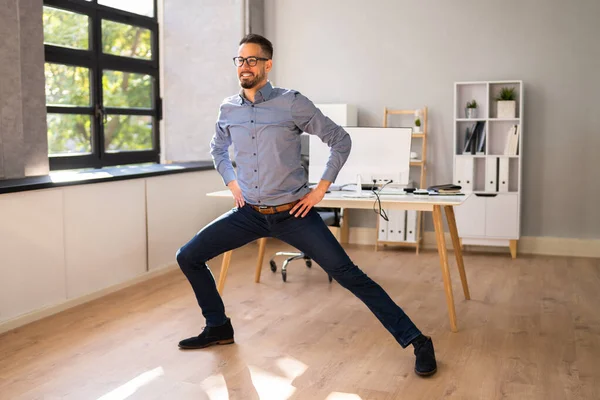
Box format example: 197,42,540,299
207,190,471,332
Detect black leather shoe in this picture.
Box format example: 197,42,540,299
178,319,235,349
413,336,437,377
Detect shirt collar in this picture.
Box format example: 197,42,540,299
238,81,274,105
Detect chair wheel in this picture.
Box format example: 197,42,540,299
305,260,312,268
282,270,287,282
328,275,333,283
270,260,277,272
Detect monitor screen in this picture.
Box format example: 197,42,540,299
308,127,412,186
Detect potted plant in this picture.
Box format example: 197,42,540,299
496,87,516,118
465,100,478,119
414,109,422,133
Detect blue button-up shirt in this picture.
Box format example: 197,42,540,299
210,82,352,206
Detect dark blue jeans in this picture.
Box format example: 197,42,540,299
176,204,421,348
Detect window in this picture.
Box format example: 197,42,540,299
43,0,161,170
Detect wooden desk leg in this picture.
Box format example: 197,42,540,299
432,205,458,332
415,211,422,255
340,208,350,244
444,205,471,300
509,240,518,259
217,251,233,295
254,238,268,283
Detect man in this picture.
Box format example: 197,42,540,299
176,34,437,377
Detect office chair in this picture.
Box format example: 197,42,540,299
268,207,340,282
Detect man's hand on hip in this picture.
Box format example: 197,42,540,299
290,180,331,218
227,180,245,208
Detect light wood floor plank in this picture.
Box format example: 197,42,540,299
0,241,599,399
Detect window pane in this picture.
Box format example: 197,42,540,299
43,6,89,50
47,114,92,155
45,63,91,107
102,20,152,60
98,0,154,17
105,115,153,151
103,70,152,108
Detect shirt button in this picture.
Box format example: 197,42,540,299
254,169,257,172
251,105,255,108
255,186,258,188
253,153,256,155
251,120,254,123
252,136,255,139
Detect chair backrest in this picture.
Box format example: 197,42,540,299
315,208,340,227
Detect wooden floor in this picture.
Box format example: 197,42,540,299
1,241,599,400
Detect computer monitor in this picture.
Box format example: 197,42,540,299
308,127,413,187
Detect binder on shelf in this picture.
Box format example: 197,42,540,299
504,124,520,156
499,157,509,192
387,210,406,242
485,157,498,192
513,124,520,155
476,122,486,154
463,121,486,154
378,213,388,241
405,210,418,242
455,157,474,192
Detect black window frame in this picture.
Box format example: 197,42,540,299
44,0,161,170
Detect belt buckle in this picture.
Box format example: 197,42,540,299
258,205,268,210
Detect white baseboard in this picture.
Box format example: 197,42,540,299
342,227,600,258
518,236,600,258
0,264,179,335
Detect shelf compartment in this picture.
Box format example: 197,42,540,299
473,158,486,192
456,120,487,155
509,157,519,192
456,82,488,119
487,120,519,156
489,82,521,119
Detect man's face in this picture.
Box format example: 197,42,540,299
236,43,271,89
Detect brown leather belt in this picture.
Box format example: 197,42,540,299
250,200,300,215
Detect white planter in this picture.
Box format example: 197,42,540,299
413,126,422,133
465,108,478,119
497,101,516,118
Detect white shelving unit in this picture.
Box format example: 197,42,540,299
453,81,523,258
376,107,429,254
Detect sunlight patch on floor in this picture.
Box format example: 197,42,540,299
325,392,363,400
248,365,297,400
200,373,229,400
97,366,164,400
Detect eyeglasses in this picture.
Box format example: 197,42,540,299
232,56,270,67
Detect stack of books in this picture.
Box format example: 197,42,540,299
463,121,486,154
427,184,463,195
504,124,520,155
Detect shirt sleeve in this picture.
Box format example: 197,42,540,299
290,92,352,183
209,105,237,186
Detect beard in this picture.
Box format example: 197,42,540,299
239,70,264,89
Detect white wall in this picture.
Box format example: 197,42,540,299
264,0,600,239
0,170,231,332
162,0,244,162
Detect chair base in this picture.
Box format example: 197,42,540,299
269,252,332,283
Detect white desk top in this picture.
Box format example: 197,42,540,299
207,190,469,212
